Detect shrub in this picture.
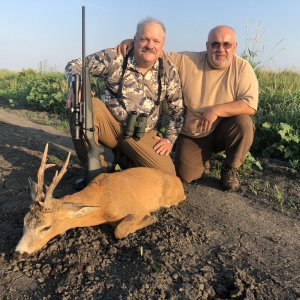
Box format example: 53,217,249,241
26,73,68,113
0,69,69,113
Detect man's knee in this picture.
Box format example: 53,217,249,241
237,116,255,149
93,98,107,115
120,133,176,176
220,115,255,169
221,115,255,148
177,169,204,184
233,115,255,136
174,134,206,183
175,158,204,183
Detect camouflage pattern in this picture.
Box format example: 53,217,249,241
65,48,184,144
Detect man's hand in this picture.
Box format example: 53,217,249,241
116,39,134,56
67,88,95,109
66,89,82,109
153,136,172,156
197,100,256,132
66,89,73,109
197,108,218,132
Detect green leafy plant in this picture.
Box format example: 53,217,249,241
241,152,263,172
8,99,15,107
260,122,299,160
248,180,260,196
274,184,284,212
288,159,299,169
26,73,68,113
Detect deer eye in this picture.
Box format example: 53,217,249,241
42,226,51,232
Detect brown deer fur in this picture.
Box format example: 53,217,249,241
15,144,186,258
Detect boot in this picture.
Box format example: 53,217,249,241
113,149,135,170
74,176,87,190
221,164,240,191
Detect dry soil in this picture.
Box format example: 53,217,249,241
0,106,299,300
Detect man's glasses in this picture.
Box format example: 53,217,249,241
208,41,233,50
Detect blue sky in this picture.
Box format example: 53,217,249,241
1,0,299,72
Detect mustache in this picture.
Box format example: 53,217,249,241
142,48,156,54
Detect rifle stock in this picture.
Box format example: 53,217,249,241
82,68,103,182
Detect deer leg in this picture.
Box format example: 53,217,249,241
114,214,158,239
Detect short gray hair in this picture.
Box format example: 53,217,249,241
135,18,166,36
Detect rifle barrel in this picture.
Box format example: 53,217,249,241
81,5,103,182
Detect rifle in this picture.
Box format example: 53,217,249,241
70,6,104,184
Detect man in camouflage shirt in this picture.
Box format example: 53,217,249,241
65,18,184,176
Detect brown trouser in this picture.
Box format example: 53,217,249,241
71,98,176,176
175,115,255,183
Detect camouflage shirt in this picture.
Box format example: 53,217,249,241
65,48,184,144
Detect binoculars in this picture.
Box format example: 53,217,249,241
124,111,148,141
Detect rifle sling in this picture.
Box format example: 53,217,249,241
109,53,163,117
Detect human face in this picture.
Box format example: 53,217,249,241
133,22,165,69
206,27,237,70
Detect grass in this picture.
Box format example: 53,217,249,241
256,70,300,127
5,107,69,133
25,111,69,133
252,70,300,165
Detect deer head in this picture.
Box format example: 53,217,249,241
14,144,89,259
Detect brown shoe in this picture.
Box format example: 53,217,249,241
221,164,240,191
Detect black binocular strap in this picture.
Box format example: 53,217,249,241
116,53,164,115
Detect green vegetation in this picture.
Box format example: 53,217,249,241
0,69,104,129
253,71,300,167
0,68,299,169
274,184,284,212
0,69,68,113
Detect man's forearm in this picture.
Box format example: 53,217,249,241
166,113,184,144
212,100,256,117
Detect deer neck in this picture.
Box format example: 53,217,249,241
51,195,105,231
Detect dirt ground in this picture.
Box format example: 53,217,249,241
0,106,299,300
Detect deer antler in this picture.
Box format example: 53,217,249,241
35,143,56,203
45,151,71,201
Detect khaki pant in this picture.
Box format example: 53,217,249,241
71,98,176,176
175,115,255,183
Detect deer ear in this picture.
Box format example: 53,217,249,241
64,203,99,218
28,177,38,201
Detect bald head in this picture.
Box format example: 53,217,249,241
208,25,236,42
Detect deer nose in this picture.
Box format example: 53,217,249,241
13,251,29,261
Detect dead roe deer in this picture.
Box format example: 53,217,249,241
14,144,186,259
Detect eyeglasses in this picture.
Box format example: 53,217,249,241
208,41,234,50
